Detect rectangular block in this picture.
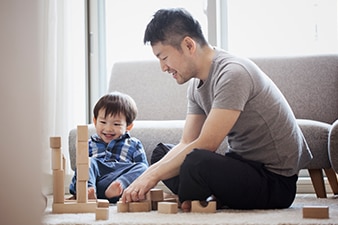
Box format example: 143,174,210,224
117,201,129,213
52,201,96,213
158,202,178,214
303,206,329,219
150,189,164,201
97,199,110,208
77,164,89,181
95,207,109,220
76,180,88,203
76,142,89,165
51,148,62,170
191,201,216,213
129,201,151,212
50,136,61,148
77,125,88,142
53,170,64,203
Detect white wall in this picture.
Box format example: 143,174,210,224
0,0,44,224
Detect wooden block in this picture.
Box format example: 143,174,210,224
303,206,329,219
52,170,64,203
117,201,129,212
191,201,216,213
77,125,88,142
50,136,61,148
150,189,164,201
77,163,89,181
76,142,89,165
95,207,109,220
97,199,110,208
158,202,178,214
52,201,96,213
76,180,88,203
129,201,151,212
163,197,178,203
51,148,62,170
151,201,158,210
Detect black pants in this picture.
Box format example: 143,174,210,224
151,143,298,209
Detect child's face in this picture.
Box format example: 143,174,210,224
93,109,128,144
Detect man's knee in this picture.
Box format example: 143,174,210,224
150,143,175,164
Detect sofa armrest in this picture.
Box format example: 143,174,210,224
329,119,338,173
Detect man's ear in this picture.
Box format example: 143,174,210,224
93,117,97,126
182,36,196,53
126,123,134,131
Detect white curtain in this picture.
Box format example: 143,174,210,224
42,0,87,194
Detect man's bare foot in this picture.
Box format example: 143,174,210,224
88,187,97,199
181,200,192,212
105,181,123,198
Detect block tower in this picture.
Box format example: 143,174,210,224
50,125,97,213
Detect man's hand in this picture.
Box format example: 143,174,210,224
120,170,158,203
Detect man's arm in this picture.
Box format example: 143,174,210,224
121,109,241,202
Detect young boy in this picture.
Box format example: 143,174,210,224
69,91,148,203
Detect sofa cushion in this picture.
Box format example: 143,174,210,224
297,119,331,169
329,119,338,173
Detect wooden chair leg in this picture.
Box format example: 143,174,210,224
308,169,327,198
324,168,338,195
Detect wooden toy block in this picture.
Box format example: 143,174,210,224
95,207,109,220
52,201,96,213
150,188,164,201
97,199,110,208
117,201,129,212
163,197,178,203
50,136,61,148
51,148,62,170
129,201,151,212
76,142,89,165
76,180,88,203
158,202,178,214
191,201,216,213
52,170,64,204
302,206,329,219
77,163,89,181
77,125,89,142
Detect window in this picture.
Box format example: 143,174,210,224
226,0,338,57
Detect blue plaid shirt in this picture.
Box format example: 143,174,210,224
88,132,148,166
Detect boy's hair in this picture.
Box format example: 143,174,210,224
93,91,137,126
143,8,207,50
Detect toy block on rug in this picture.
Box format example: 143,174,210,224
95,199,110,220
302,206,329,219
117,188,165,212
158,202,178,214
191,200,216,213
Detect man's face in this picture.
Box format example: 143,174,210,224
152,41,197,85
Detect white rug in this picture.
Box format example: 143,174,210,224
42,194,338,225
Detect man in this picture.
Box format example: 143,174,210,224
121,8,312,211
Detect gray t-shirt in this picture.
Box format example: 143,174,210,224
187,49,312,176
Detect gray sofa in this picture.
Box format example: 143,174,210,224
69,54,338,197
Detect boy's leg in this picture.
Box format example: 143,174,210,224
179,149,297,209
96,162,147,203
151,143,180,194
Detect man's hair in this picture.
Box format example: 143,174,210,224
93,91,137,125
144,8,207,49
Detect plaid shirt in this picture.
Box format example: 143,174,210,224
88,132,148,166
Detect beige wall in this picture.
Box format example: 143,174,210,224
0,0,44,224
